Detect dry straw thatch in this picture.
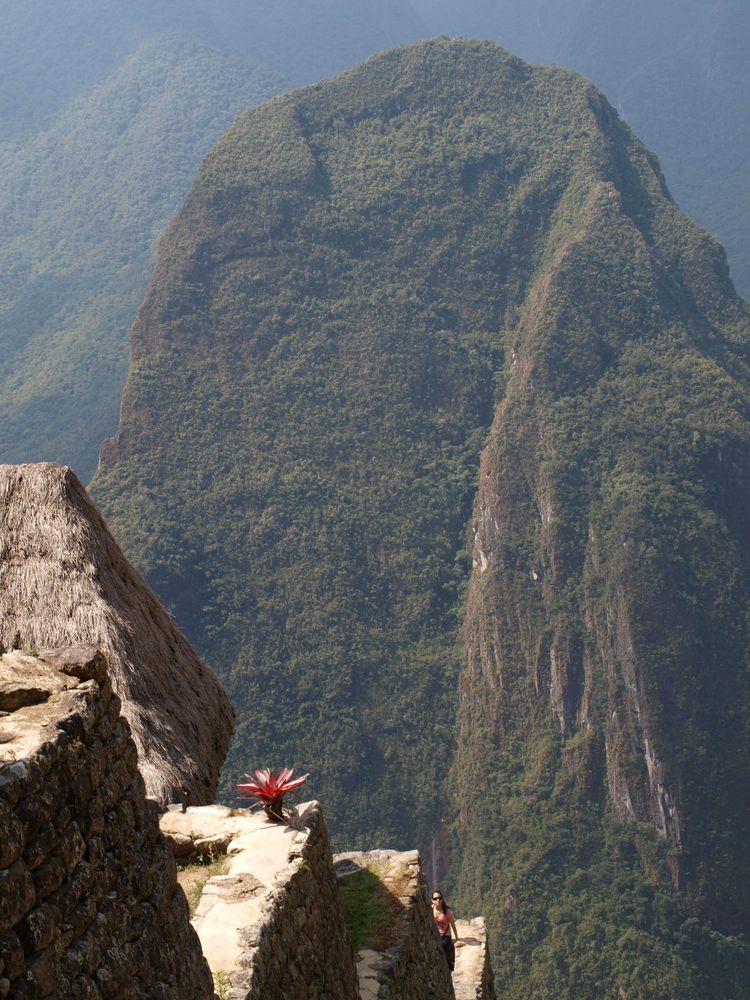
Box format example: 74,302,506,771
0,463,233,805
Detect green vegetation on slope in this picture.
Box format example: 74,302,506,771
92,39,750,994
413,0,750,298
449,43,750,995
0,34,283,478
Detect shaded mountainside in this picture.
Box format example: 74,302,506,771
92,39,750,994
0,35,284,479
412,0,750,299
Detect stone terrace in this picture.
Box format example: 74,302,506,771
162,811,497,1000
0,646,212,1000
334,849,454,1000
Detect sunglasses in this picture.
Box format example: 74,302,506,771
432,895,442,900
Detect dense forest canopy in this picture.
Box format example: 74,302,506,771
412,0,750,299
91,39,750,996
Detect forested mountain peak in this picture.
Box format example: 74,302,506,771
92,38,750,995
411,1,750,299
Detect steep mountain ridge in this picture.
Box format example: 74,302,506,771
91,39,750,994
453,120,750,993
411,0,750,299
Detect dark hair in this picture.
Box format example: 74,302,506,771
432,889,448,915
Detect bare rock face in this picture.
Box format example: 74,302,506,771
0,463,234,806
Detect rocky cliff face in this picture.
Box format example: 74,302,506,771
92,38,750,993
454,115,750,994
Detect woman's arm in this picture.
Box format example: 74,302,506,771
449,910,460,941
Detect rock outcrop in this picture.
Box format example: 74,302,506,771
161,802,359,999
0,463,233,806
0,645,212,999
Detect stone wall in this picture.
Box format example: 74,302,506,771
161,801,359,1000
333,850,456,1000
163,806,498,1000
0,646,213,1000
453,919,495,1000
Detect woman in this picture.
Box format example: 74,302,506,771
431,890,461,972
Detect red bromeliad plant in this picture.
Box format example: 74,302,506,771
236,768,310,821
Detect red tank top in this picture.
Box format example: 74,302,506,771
434,907,454,937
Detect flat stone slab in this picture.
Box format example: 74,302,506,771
0,651,98,762
160,804,255,858
357,948,391,1000
0,651,78,712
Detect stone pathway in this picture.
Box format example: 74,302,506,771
160,803,305,977
356,948,392,1000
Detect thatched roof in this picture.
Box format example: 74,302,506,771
0,463,233,806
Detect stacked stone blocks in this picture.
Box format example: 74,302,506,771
164,802,360,1000
231,804,359,999
0,646,213,1000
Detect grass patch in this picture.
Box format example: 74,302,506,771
177,850,230,916
340,868,392,954
339,862,413,954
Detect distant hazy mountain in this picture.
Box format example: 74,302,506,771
93,39,750,995
412,0,750,299
0,0,212,138
0,0,427,475
0,34,284,477
0,0,426,139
